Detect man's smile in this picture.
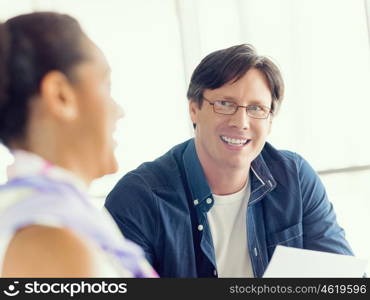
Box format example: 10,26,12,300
220,135,252,147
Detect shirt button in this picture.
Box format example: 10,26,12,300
214,269,217,276
254,247,258,256
206,198,212,204
193,199,199,205
198,224,203,231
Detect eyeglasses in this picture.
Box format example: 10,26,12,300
203,97,272,119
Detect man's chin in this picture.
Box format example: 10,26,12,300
224,158,252,171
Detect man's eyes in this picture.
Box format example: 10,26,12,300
215,101,267,111
248,105,263,111
217,100,235,107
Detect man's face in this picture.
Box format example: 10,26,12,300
189,68,273,172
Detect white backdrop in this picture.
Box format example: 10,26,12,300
0,0,369,272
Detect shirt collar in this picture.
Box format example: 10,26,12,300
7,150,88,193
251,148,276,186
182,139,277,207
249,146,277,205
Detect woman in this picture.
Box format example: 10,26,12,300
0,12,157,277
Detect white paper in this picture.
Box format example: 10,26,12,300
263,245,368,278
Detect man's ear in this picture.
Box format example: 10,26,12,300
189,99,200,125
39,71,78,121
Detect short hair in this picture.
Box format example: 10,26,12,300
0,12,87,146
187,44,284,114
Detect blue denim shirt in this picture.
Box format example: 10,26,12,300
105,138,353,277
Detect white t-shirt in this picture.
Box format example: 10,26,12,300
207,179,253,277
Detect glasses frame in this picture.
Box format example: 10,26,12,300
202,97,273,119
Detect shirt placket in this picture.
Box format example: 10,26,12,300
247,164,276,277
194,196,218,277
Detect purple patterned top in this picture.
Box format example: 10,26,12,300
0,150,158,277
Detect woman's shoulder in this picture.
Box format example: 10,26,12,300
1,225,96,277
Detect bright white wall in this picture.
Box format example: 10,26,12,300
0,0,369,272
0,0,192,195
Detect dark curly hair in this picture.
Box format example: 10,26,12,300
0,12,87,146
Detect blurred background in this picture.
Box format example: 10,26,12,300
1,0,369,272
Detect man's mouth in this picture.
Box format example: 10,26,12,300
220,135,251,146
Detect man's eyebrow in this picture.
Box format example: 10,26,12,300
212,95,238,101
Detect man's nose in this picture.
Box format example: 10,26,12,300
228,106,250,130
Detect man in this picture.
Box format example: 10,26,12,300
105,44,353,277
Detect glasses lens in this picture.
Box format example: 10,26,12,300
213,101,236,115
247,105,270,119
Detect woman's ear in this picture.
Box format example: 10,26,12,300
39,71,78,121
